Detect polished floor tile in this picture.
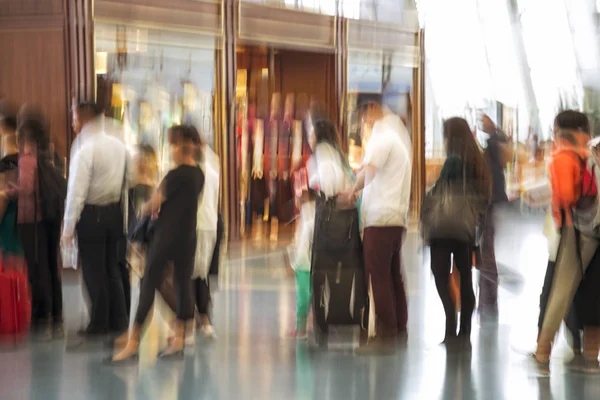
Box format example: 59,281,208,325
1,204,600,399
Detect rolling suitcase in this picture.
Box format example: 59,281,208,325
0,264,31,335
311,196,368,346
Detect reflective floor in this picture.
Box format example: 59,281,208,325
2,205,600,399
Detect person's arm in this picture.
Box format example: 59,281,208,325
5,153,36,199
141,181,165,217
349,134,390,196
62,147,92,238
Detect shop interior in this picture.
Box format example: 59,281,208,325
235,45,336,241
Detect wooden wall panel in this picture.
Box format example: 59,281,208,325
222,0,239,240
277,50,336,122
239,3,335,51
348,20,419,69
95,0,221,34
0,24,68,157
65,0,94,105
0,0,63,16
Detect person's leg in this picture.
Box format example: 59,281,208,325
172,245,195,323
454,242,475,338
157,264,178,313
209,213,224,276
577,249,600,364
195,276,216,338
134,247,169,327
105,206,128,333
77,207,109,333
45,220,63,325
195,277,211,316
19,223,48,324
430,240,456,341
21,223,52,336
113,241,170,361
537,227,597,362
295,269,311,334
391,227,408,334
118,236,131,320
363,227,399,338
477,205,498,309
538,260,557,335
164,239,195,355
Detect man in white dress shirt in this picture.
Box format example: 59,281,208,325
63,102,130,335
346,102,412,353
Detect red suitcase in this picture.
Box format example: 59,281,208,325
0,266,31,335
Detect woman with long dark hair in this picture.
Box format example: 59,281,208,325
307,119,351,198
428,117,491,344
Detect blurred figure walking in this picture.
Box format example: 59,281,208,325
112,125,204,362
478,114,512,312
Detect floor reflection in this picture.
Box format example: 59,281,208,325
1,205,600,399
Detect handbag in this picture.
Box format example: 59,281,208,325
128,215,155,244
421,163,486,245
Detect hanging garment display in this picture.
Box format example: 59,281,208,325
277,93,295,222
250,118,267,214
238,96,250,234
266,93,281,219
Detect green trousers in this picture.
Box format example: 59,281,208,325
295,269,311,331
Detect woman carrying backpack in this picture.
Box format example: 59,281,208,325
536,111,600,370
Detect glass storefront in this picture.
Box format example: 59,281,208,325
422,0,586,198
518,0,583,139
346,50,414,170
94,23,216,177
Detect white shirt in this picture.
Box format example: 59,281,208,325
307,143,352,198
63,118,131,236
197,147,220,232
361,113,412,228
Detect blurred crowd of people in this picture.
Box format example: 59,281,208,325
3,96,600,375
421,109,600,374
0,101,223,361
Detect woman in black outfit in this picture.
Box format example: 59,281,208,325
430,117,491,343
113,125,204,361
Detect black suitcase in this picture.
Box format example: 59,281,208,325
311,196,368,346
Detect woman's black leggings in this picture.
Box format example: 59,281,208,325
430,239,475,338
135,237,195,325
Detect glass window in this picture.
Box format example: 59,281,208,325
95,23,216,176
346,50,414,169
518,0,583,136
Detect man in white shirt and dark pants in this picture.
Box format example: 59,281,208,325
346,102,412,353
62,102,130,336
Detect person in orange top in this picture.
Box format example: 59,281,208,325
536,110,600,370
549,124,591,228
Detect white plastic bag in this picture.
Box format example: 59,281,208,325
61,239,78,269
